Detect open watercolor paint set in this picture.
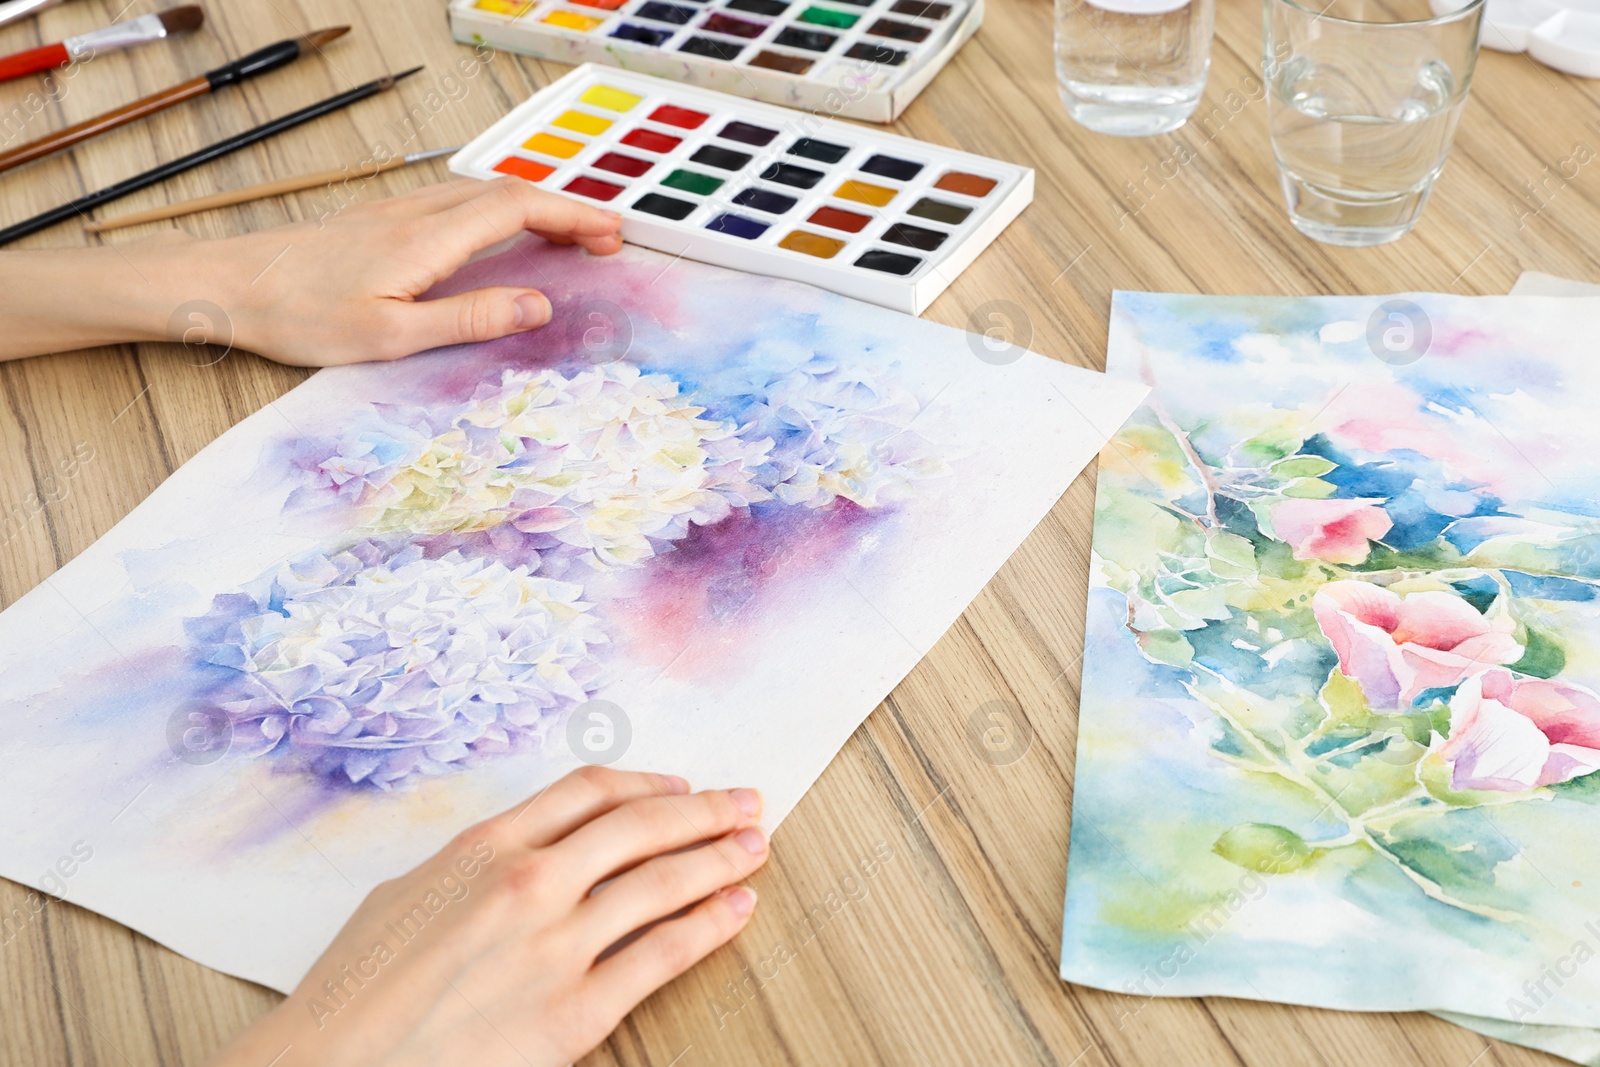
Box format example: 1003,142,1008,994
449,64,1033,313
449,0,982,121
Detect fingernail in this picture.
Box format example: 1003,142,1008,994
661,774,690,795
724,886,757,917
734,827,767,855
604,209,622,221
514,292,551,328
729,788,761,816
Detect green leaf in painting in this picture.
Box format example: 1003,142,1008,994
1206,531,1258,579
1425,701,1452,739
1166,585,1233,623
1510,628,1566,680
1253,539,1316,583
1232,429,1304,468
1280,478,1337,499
1400,707,1443,746
1548,769,1600,802
1213,823,1317,873
1139,630,1195,667
1094,488,1201,574
1209,717,1278,768
1270,455,1338,480
1380,810,1520,894
1318,670,1373,730
1311,737,1428,814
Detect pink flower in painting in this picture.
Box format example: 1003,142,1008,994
1312,581,1522,709
1271,498,1393,565
1441,669,1600,791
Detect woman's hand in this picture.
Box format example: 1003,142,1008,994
0,178,623,365
206,766,768,1067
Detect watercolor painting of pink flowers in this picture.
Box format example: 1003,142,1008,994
1442,670,1600,792
1062,293,1600,1047
1312,580,1523,711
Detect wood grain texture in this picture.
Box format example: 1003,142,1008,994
1,0,1596,1062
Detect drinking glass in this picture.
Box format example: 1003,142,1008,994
1264,0,1485,246
1055,0,1216,137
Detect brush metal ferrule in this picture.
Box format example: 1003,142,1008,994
64,13,168,60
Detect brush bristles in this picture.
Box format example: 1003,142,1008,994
158,5,204,34
374,67,424,91
300,25,351,50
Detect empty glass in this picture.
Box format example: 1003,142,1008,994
1264,0,1485,246
1055,0,1216,137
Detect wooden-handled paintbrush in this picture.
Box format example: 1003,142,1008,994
0,66,423,246
0,6,206,83
0,25,350,175
84,145,462,232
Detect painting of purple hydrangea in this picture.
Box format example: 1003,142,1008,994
1061,292,1600,1059
0,238,1142,991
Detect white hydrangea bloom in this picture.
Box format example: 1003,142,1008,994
221,545,606,788
325,365,773,569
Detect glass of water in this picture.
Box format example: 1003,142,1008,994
1265,0,1485,246
1055,0,1215,137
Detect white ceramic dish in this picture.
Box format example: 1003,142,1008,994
1434,0,1600,75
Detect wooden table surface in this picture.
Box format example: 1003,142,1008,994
2,0,1596,1062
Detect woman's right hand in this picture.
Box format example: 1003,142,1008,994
205,766,769,1067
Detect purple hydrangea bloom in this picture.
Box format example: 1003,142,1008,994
189,540,607,789
695,357,949,508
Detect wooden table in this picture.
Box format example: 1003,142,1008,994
1,0,1595,1061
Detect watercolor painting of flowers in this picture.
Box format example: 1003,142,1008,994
0,239,1142,992
1061,292,1600,1047
188,352,948,792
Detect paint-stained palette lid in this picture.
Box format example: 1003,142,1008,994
448,0,983,123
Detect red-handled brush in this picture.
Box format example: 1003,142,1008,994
0,5,204,83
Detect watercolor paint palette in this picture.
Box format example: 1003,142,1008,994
449,65,1032,313
448,0,982,122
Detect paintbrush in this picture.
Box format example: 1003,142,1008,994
0,25,350,175
0,6,206,84
84,144,463,232
0,67,422,247
0,0,69,31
